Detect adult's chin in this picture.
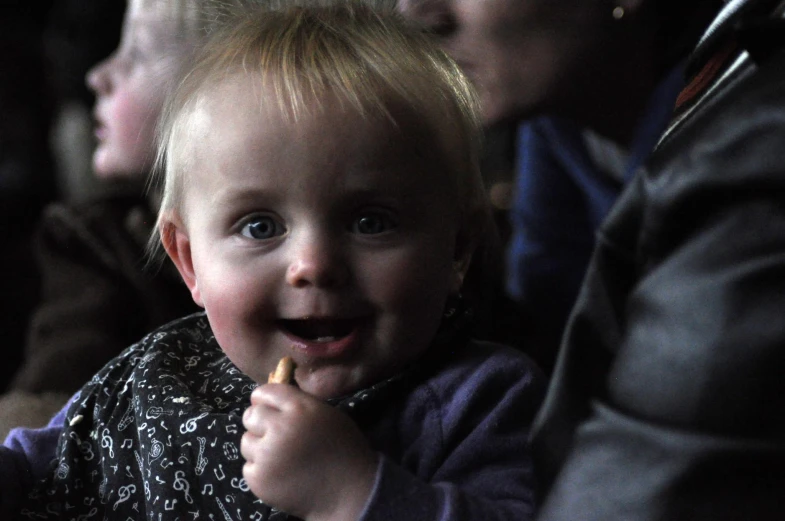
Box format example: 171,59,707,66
479,87,538,127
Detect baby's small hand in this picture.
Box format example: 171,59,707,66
241,384,378,521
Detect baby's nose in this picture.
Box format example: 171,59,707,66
285,235,348,289
85,55,114,95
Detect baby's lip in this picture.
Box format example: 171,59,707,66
93,114,107,141
276,317,363,343
277,316,369,360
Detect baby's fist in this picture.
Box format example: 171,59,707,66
241,384,378,521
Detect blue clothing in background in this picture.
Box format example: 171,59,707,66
506,65,685,372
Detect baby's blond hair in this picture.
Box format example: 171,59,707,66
150,1,487,259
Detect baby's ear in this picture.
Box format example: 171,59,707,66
160,212,204,307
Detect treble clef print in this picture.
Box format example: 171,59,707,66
180,412,209,434
173,470,194,504
112,484,136,510
185,355,200,369
101,428,114,458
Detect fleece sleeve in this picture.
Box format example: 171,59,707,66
358,348,546,521
0,398,70,514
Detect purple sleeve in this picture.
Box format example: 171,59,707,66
0,397,71,513
359,346,546,521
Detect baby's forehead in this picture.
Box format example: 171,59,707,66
176,73,448,170
127,0,199,41
191,72,440,145
129,0,194,18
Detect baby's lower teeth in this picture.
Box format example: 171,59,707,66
315,336,337,343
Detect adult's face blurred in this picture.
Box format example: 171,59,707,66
397,0,609,125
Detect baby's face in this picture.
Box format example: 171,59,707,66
86,0,185,178
167,74,468,399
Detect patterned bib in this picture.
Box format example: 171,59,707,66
17,305,468,521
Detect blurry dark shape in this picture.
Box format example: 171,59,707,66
43,0,126,201
469,120,523,349
0,5,56,390
43,0,125,106
0,8,57,230
0,0,125,391
0,0,196,437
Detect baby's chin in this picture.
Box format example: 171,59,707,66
92,149,150,180
293,364,371,401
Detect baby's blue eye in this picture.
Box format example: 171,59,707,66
351,213,396,235
240,216,285,240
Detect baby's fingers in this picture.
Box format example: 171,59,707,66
240,430,264,464
240,430,287,504
250,382,304,410
242,403,266,435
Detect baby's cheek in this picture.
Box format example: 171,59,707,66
203,294,246,349
203,291,275,381
114,96,159,161
384,253,452,309
207,309,256,380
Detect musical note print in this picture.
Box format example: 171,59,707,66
15,314,293,520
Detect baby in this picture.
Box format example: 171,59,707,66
1,3,544,520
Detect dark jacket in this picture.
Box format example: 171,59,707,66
0,194,197,437
507,65,683,375
532,1,785,519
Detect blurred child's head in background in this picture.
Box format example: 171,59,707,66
86,0,242,179
155,3,490,398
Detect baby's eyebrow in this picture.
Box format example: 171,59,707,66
211,186,277,208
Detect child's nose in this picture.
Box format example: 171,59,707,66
285,234,348,289
85,55,114,95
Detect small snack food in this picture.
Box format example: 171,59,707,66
267,356,296,385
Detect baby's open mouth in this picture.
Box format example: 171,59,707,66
278,318,358,343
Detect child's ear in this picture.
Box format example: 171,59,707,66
160,212,204,307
